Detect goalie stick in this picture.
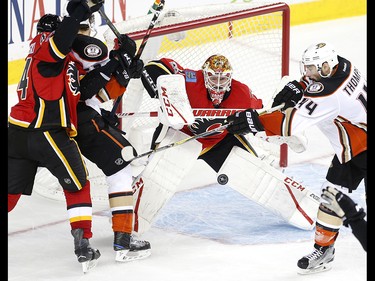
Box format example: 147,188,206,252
122,123,231,162
101,0,165,118
116,105,284,118
121,104,284,162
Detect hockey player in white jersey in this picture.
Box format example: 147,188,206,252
225,42,367,274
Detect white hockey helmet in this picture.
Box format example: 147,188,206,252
300,42,338,78
202,54,233,106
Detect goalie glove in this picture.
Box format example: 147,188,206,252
226,109,264,135
321,186,366,226
272,80,304,110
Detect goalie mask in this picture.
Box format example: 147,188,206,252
202,54,233,107
300,42,338,78
37,14,61,33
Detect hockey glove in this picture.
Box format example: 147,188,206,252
321,186,366,226
114,34,137,58
226,109,264,135
66,0,104,21
100,108,119,127
113,58,144,87
272,80,304,110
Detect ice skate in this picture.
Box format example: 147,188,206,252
297,244,335,274
71,229,101,273
114,232,151,262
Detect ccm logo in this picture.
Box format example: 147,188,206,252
161,86,174,116
284,177,306,191
132,177,144,193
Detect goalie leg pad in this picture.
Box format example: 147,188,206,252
217,147,320,230
132,129,202,235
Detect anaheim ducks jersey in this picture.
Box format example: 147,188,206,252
69,34,126,113
8,31,81,137
260,56,367,163
144,57,263,150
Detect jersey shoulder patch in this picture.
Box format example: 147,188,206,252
184,70,197,82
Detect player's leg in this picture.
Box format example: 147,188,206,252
297,153,366,274
76,110,151,261
40,129,100,272
8,126,38,211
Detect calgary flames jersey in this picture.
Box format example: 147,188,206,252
9,32,81,137
150,58,263,150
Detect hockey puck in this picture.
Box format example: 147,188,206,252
217,174,228,185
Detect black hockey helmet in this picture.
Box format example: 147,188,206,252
37,14,61,33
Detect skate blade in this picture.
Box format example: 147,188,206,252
297,263,332,275
82,259,99,273
115,249,151,262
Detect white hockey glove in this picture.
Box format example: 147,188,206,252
321,186,366,226
226,109,264,135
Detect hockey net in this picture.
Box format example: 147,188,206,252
33,1,290,203
106,1,290,164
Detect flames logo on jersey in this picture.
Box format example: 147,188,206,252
66,62,80,96
188,118,226,136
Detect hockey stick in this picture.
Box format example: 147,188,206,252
122,123,231,162
122,104,284,162
107,0,165,118
116,105,284,118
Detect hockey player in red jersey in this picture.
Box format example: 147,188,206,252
141,55,263,172
69,16,151,262
8,0,104,272
225,42,367,274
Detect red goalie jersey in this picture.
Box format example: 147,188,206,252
143,57,263,150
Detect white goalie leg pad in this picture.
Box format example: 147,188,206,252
157,74,195,130
132,129,202,235
217,147,320,230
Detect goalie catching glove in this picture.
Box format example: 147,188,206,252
321,186,366,226
226,109,264,135
272,80,305,110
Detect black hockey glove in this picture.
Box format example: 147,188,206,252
66,0,104,21
272,80,304,110
321,186,366,226
114,34,137,58
100,108,119,127
226,109,264,135
112,56,144,87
